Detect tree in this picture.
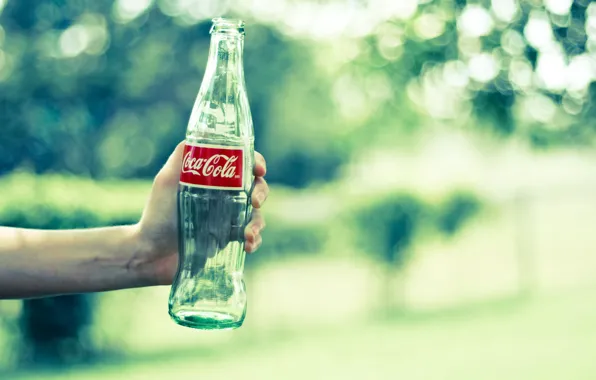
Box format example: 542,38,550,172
353,191,481,314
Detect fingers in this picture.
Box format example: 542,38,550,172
244,209,265,253
253,151,267,177
246,152,268,253
245,234,262,254
249,208,266,231
252,177,269,208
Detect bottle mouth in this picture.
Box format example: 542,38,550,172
210,18,245,35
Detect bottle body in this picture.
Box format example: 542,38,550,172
168,18,254,330
170,140,253,330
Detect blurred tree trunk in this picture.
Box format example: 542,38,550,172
515,194,536,299
378,260,409,317
19,295,95,367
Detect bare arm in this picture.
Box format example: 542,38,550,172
0,142,269,300
0,225,148,299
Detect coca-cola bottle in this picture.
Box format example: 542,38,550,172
168,18,254,330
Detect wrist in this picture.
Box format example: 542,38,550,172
125,223,159,287
128,222,177,287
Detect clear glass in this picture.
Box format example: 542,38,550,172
168,18,254,330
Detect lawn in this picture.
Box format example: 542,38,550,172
10,287,596,380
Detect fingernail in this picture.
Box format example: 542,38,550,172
256,193,265,205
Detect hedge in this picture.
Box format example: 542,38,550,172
0,172,150,229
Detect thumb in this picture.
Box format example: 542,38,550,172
154,141,185,190
141,141,185,224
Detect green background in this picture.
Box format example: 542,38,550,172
1,0,596,378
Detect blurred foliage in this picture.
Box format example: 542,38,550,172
354,194,426,266
350,191,481,313
436,191,483,237
1,0,595,190
354,191,482,267
0,0,306,187
248,220,327,268
0,172,149,220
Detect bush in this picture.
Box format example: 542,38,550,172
0,172,149,225
434,191,483,238
352,191,484,268
246,220,327,269
353,194,427,267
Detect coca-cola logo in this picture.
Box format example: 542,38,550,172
179,144,244,189
182,151,239,179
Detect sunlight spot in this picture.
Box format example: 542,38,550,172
587,4,596,39
443,60,469,88
524,11,555,51
458,36,482,56
509,59,533,90
562,94,583,115
491,0,517,23
308,3,352,39
186,0,230,20
377,31,403,61
536,51,567,91
369,0,418,20
58,18,109,58
241,0,287,20
544,0,573,16
332,74,372,123
501,29,525,56
414,13,445,40
79,14,110,55
59,25,90,57
113,0,153,23
566,54,596,92
458,5,494,37
526,93,557,123
468,53,499,82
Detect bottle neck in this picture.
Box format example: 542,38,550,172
205,32,245,84
189,29,251,137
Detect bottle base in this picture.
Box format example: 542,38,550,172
169,309,244,330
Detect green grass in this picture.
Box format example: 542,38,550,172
8,287,596,380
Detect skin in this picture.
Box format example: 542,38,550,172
0,142,269,299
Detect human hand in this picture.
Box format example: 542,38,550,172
133,142,269,285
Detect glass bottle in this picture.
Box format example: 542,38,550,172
168,17,254,330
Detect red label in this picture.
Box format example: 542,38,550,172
179,143,244,190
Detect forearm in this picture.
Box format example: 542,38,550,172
0,225,150,299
